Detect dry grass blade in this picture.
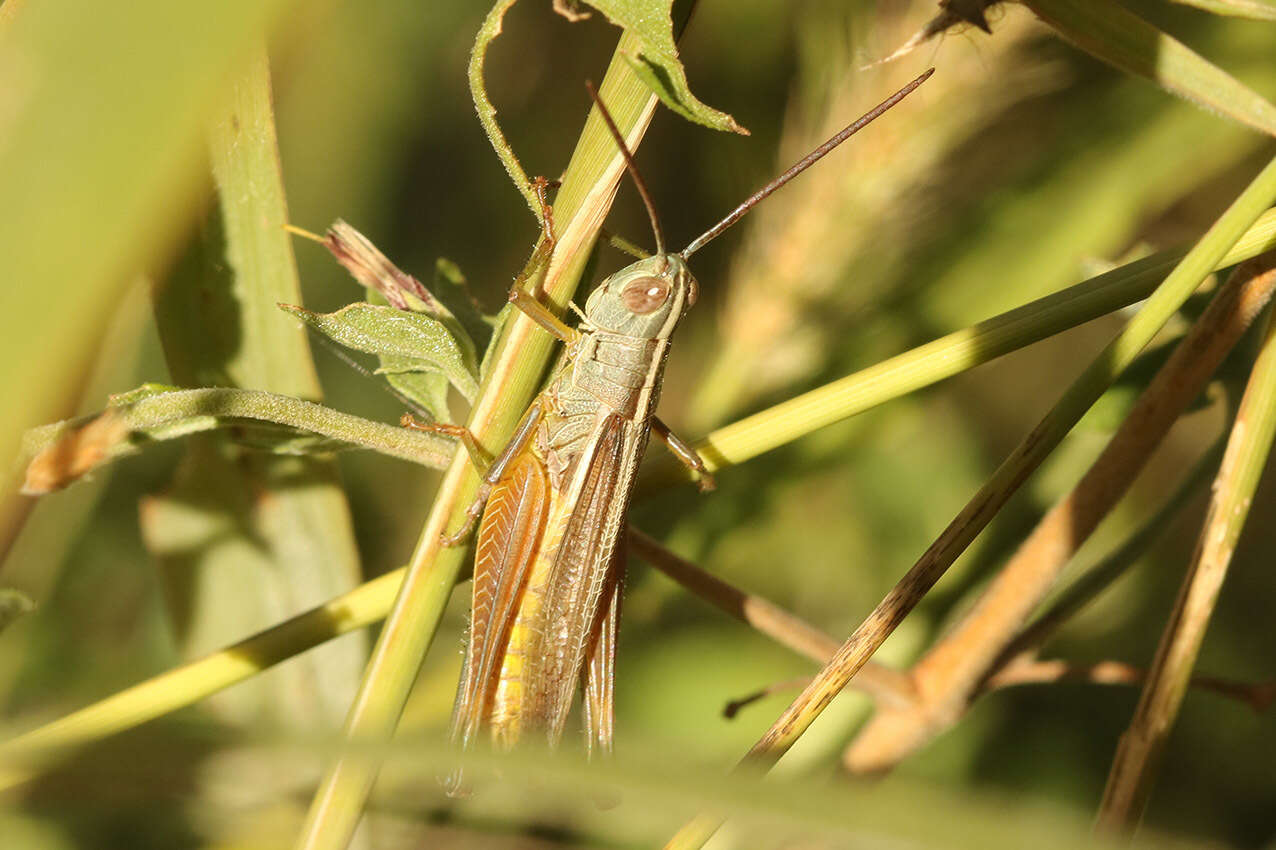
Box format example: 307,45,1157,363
995,439,1224,665
983,659,1276,713
846,253,1276,774
1097,303,1276,831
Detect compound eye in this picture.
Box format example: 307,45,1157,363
621,276,670,315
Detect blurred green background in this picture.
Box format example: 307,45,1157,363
1,0,1275,847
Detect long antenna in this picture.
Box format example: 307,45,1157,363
681,68,934,259
585,80,666,257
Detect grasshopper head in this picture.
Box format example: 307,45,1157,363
583,253,697,340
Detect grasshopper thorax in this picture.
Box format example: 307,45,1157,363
583,253,697,340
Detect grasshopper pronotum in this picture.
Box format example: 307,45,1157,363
431,69,933,776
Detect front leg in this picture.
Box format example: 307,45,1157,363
651,416,715,492
508,175,582,345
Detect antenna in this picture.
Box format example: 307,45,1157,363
681,68,934,259
585,80,666,258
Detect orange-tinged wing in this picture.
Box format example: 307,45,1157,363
449,448,548,750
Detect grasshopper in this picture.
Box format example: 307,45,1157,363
429,70,934,770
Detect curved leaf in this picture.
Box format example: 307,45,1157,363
281,302,480,400
576,0,748,134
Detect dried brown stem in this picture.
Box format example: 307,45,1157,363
994,439,1222,666
725,659,1271,726
982,658,1275,713
844,254,1276,775
627,528,916,710
1098,297,1276,831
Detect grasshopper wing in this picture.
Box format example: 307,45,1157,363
582,558,622,757
528,413,643,745
450,449,549,749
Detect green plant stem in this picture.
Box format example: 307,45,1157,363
1097,311,1276,831
667,207,1276,482
21,387,453,492
24,209,1276,494
11,209,1276,787
293,32,665,850
662,153,1276,850
0,568,404,789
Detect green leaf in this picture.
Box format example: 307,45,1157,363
280,303,480,401
470,0,550,224
575,0,748,135
1170,0,1276,21
307,220,485,376
384,370,454,424
1024,0,1276,136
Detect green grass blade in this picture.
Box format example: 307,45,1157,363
1024,0,1276,135
641,207,1276,486
143,45,368,733
0,0,297,506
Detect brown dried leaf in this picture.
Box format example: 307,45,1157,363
23,410,130,494
323,219,437,312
